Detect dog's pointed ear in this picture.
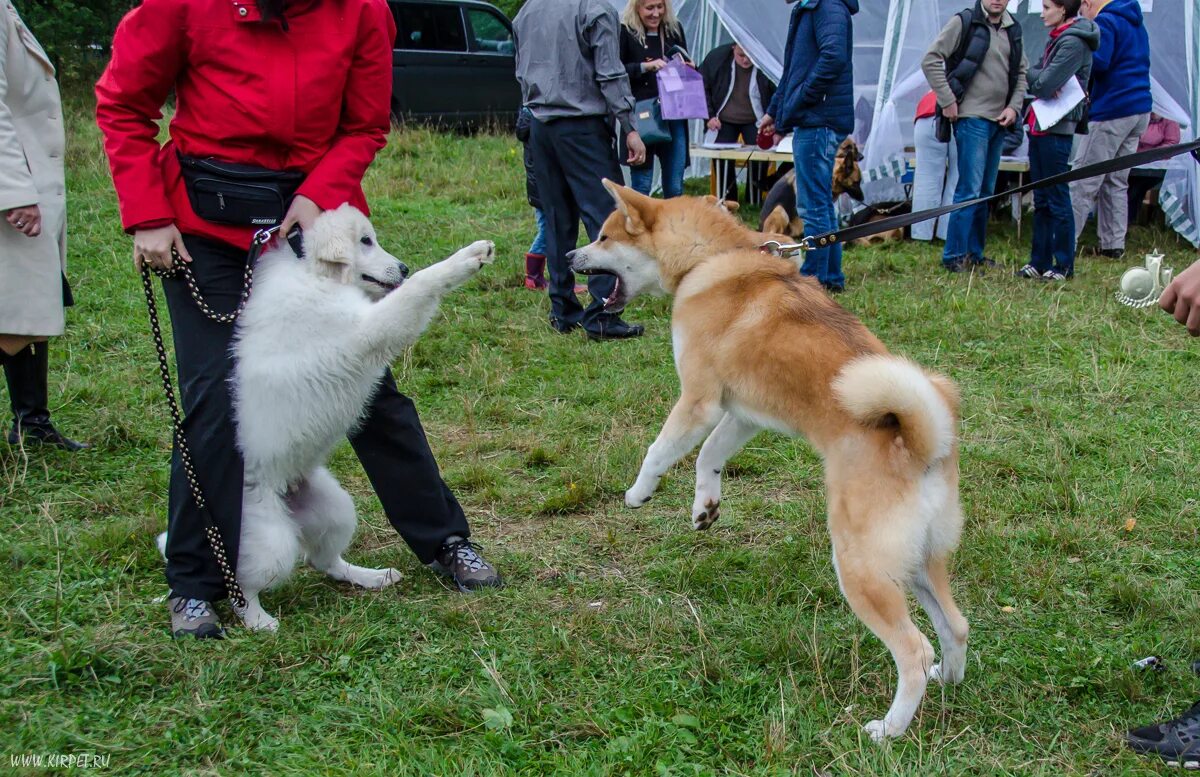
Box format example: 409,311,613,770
602,178,653,235
761,205,790,236
304,211,355,284
722,199,740,213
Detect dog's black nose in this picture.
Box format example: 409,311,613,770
565,249,577,268
397,262,409,278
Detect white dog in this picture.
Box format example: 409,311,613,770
158,204,494,631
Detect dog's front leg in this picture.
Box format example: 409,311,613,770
625,395,722,508
361,240,494,354
691,412,760,530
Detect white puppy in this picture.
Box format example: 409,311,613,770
159,204,494,631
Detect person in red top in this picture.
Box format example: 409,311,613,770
96,0,501,640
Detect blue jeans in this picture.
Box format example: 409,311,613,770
528,207,548,256
630,119,688,198
1028,134,1075,276
792,126,845,288
943,117,1005,266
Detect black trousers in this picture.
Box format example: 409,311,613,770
528,115,623,333
715,121,761,202
161,234,469,601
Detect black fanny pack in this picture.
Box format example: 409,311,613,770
177,153,305,227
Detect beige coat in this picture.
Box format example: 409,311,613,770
0,0,66,337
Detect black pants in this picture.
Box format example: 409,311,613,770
716,121,760,202
528,116,622,334
161,235,469,601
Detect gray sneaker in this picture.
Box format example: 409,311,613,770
430,538,502,592
168,595,225,640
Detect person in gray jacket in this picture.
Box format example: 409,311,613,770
1015,0,1099,281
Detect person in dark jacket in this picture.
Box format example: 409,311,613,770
1069,0,1152,259
760,0,859,293
619,0,690,199
700,42,776,202
1015,0,1098,282
922,0,1028,273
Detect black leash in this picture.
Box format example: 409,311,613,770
763,137,1200,256
141,226,281,610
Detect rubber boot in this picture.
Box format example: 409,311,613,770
524,253,547,290
4,342,90,451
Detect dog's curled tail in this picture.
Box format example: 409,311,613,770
833,355,959,469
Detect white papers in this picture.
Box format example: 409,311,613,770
659,69,683,92
774,133,793,154
1031,77,1085,131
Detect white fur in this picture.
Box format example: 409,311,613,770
159,205,494,630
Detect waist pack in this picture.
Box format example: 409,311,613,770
178,153,305,227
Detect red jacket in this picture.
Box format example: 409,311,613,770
95,0,395,249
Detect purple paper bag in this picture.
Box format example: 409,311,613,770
657,58,707,120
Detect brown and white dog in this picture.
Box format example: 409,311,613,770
569,184,969,741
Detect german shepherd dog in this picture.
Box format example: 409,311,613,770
569,184,969,741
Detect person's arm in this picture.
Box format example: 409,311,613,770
1091,16,1114,74
922,16,963,110
293,0,393,214
1006,44,1029,117
699,46,722,118
792,2,850,108
619,27,642,78
94,0,187,233
1025,39,1084,99
584,6,635,137
1159,259,1200,336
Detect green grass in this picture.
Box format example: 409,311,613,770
1,97,1198,776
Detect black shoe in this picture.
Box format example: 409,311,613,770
585,319,644,341
1126,699,1200,769
3,343,90,451
944,258,970,273
821,282,845,294
971,256,1000,270
548,315,579,334
430,537,502,592
1098,248,1126,260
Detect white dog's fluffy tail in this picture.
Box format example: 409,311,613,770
833,355,958,468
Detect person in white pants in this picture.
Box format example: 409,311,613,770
911,92,958,242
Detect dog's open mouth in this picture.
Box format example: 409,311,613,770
361,274,401,292
576,268,626,310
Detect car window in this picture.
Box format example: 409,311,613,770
392,3,467,52
465,8,514,55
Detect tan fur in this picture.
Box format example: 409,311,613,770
573,184,970,741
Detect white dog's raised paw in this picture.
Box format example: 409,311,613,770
863,719,898,743
457,239,495,267
344,565,402,590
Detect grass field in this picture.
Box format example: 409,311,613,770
1,98,1198,776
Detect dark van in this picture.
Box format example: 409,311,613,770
387,0,521,128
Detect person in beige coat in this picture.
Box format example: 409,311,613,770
0,1,87,450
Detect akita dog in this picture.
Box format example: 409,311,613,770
568,183,969,741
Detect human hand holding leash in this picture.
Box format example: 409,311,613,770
1159,259,1200,336
707,117,721,132
281,194,321,234
4,205,41,237
134,224,191,272
626,131,647,166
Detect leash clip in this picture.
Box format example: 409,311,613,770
760,238,813,258
251,224,282,248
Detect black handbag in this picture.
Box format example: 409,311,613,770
934,103,953,143
632,98,672,145
178,153,305,227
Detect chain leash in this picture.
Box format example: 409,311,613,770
140,227,279,610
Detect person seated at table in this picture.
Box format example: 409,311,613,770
700,42,776,202
1127,112,1181,226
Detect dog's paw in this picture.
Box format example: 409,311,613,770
863,719,899,743
624,486,653,509
345,565,402,591
691,498,720,531
241,610,280,632
456,239,495,268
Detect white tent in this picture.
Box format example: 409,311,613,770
614,0,1200,246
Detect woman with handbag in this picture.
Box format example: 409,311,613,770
619,0,690,198
97,0,501,640
1015,0,1098,282
0,0,89,451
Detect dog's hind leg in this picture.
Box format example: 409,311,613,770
235,487,301,632
290,468,400,590
690,412,760,530
913,553,969,686
625,392,723,508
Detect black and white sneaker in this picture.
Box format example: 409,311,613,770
1015,264,1041,279
1127,700,1200,769
431,537,502,592
1042,270,1068,282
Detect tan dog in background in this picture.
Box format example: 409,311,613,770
569,184,969,741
